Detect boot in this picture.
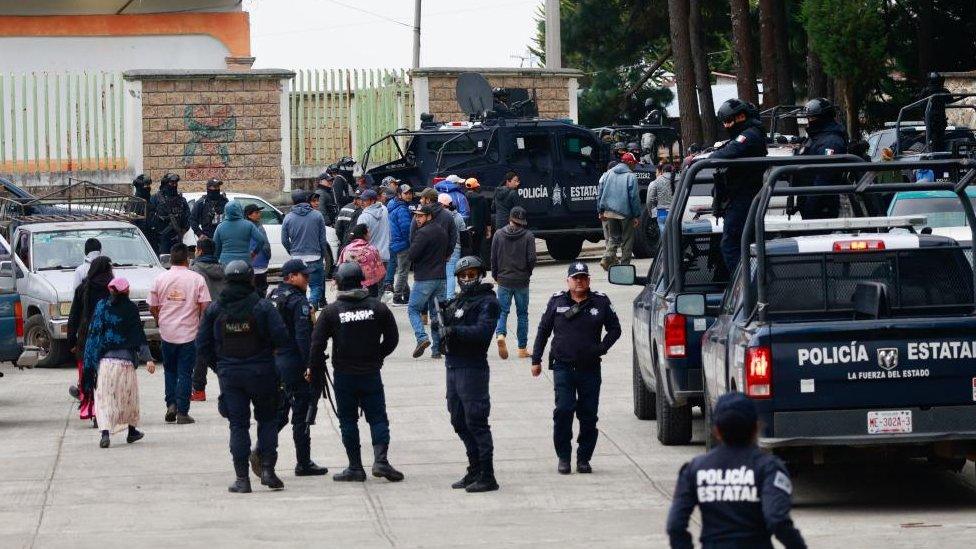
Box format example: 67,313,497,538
577,461,592,474
465,462,499,493
126,426,144,444
451,464,480,489
164,404,177,423
249,450,263,477
295,435,328,476
99,430,110,449
517,348,531,359
295,461,329,476
371,444,405,482
333,445,367,482
228,458,252,493
496,334,509,359
260,455,285,491
557,460,571,475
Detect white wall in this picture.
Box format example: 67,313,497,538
0,35,229,73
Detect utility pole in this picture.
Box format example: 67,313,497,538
545,0,561,69
412,0,422,69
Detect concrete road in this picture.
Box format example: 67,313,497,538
2,256,976,548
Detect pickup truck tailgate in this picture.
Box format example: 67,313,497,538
769,317,976,411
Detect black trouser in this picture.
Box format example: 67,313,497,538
552,363,602,462
446,367,493,468
274,378,316,465
217,368,279,462
254,272,269,298
192,360,210,392
333,371,390,450
720,194,752,274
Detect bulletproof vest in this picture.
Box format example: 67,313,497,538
219,313,263,358
202,196,226,228
269,288,301,338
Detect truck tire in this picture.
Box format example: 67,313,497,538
632,208,659,259
655,373,693,445
546,236,584,261
633,344,656,420
24,315,70,368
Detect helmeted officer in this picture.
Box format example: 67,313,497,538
708,98,768,273
265,258,328,477
196,260,290,493
531,261,621,474
667,393,806,549
308,262,403,482
438,256,501,492
131,174,154,243
792,98,849,220
148,173,191,255
190,178,229,239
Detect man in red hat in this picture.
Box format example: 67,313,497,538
596,152,641,270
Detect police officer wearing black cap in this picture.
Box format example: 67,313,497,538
190,178,228,240
265,258,328,477
196,260,290,493
667,392,806,549
793,98,848,220
532,261,621,475
308,261,403,483
131,174,154,243
708,98,768,273
149,173,191,255
316,172,341,226
438,255,501,492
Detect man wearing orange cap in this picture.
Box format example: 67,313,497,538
465,177,491,261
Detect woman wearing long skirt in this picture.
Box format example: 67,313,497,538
67,255,114,425
84,277,156,448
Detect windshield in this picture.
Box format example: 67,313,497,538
32,228,157,271
888,196,976,228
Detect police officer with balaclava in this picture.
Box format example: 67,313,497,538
667,393,806,549
794,98,848,220
196,260,290,493
149,173,191,255
190,178,229,240
131,174,154,244
707,99,768,273
308,261,403,483
437,256,501,493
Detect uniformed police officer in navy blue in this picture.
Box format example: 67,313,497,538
308,262,403,483
439,255,501,492
532,261,621,475
667,393,806,549
706,98,768,273
794,98,848,220
263,258,328,477
196,260,290,493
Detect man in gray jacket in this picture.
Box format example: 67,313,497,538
490,206,536,359
596,152,641,270
282,190,330,308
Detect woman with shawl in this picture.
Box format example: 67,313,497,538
66,255,114,425
84,277,156,448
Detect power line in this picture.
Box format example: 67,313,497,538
321,0,413,28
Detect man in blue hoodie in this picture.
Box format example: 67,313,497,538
245,203,272,298
282,190,330,309
596,153,641,271
386,184,414,304
213,200,270,266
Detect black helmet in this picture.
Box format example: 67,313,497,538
454,255,486,277
206,178,223,189
334,261,365,291
802,98,835,119
291,189,310,205
132,174,151,187
224,260,253,284
160,173,180,186
612,141,626,151
627,141,640,151
717,98,750,123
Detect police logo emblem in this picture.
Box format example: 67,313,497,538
301,305,310,316
552,185,563,206
824,148,835,156
590,307,598,316
575,262,584,271
877,348,898,371
454,309,464,318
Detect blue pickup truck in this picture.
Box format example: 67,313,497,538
702,158,976,470
0,233,24,367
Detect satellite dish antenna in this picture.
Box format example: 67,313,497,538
456,72,494,119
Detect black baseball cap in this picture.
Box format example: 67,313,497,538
712,392,758,429
509,206,528,226
411,204,437,216
281,258,312,277
243,203,264,216
567,261,590,278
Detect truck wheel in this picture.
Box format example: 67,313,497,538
655,373,693,445
633,344,656,420
546,236,584,261
24,315,70,368
632,209,659,259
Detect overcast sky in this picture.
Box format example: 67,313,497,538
245,0,542,69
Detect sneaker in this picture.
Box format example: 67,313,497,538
164,404,177,423
176,414,195,425
412,340,431,359
126,429,145,444
517,348,531,359
190,390,206,402
496,334,509,360
68,385,81,401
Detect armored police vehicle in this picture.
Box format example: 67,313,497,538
701,159,976,472
362,73,681,260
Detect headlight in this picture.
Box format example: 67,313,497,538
49,302,73,318
60,302,73,316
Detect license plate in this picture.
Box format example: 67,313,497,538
867,410,913,434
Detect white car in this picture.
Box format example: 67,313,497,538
182,192,340,275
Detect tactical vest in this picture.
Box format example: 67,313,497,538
219,313,263,358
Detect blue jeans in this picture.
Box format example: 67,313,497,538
383,253,397,287
333,371,390,450
495,285,530,348
656,207,669,235
553,364,602,462
408,278,446,353
720,195,752,274
162,341,195,414
305,258,325,307
445,249,461,299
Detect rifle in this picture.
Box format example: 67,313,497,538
305,355,336,435
432,296,451,355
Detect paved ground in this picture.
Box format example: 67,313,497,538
3,253,976,548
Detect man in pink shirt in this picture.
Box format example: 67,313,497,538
149,243,211,424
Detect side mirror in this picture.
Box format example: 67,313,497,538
0,260,14,292
675,293,706,316
608,264,647,286
159,254,171,269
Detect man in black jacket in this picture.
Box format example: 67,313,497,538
438,256,501,493
308,261,403,482
406,204,449,359
492,171,521,232
465,178,491,260
795,98,848,220
418,188,458,256
315,172,341,226
335,190,363,246
148,173,191,255
190,178,228,240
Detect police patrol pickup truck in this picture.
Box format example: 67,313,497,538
701,159,976,471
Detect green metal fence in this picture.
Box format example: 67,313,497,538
0,71,126,174
289,68,413,168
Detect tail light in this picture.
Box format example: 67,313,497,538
745,346,772,399
14,301,23,339
833,239,885,252
664,313,687,358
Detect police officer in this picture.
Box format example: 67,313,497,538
130,174,154,243
148,173,191,255
438,256,501,492
708,98,768,273
531,261,621,474
266,259,328,477
190,178,229,240
920,72,951,153
666,393,806,549
196,260,290,493
794,98,848,220
308,262,403,482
